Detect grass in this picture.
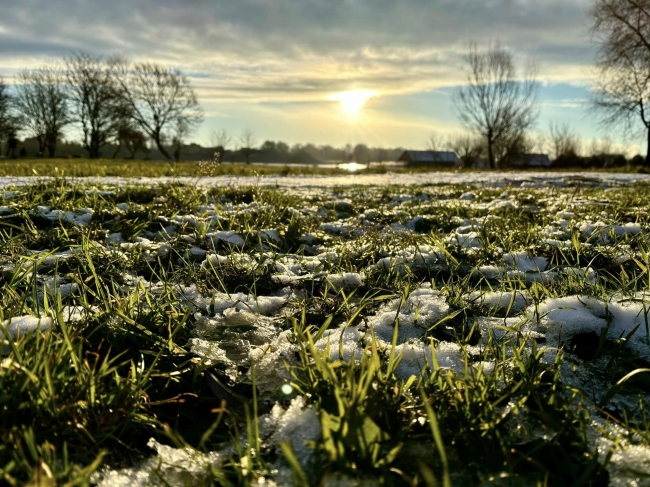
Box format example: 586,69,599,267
1,157,650,178
0,177,649,485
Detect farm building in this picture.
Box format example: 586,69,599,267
510,153,552,168
398,150,461,166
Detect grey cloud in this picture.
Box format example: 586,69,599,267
0,0,596,100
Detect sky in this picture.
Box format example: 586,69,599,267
0,0,643,153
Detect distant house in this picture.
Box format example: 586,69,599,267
398,150,461,166
510,154,552,168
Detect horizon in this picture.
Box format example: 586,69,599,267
0,0,645,155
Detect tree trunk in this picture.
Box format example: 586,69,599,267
487,132,495,169
37,136,46,157
646,127,650,167
112,142,122,159
154,135,172,162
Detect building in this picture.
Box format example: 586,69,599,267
398,150,461,166
510,153,552,168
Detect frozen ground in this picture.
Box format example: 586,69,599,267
2,176,650,485
1,170,650,190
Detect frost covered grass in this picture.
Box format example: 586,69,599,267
0,158,477,178
2,177,650,485
0,158,358,178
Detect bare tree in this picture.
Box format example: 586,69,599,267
426,133,447,152
13,66,70,157
589,137,614,157
239,129,257,164
171,119,190,162
547,122,581,160
0,77,11,133
0,77,18,156
114,61,202,161
426,132,452,162
589,1,650,164
116,126,147,159
65,53,124,158
453,42,539,169
210,128,232,162
448,133,484,167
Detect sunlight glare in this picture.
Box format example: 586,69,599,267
329,90,379,114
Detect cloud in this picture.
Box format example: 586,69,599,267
0,0,597,102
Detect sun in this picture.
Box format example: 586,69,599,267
328,90,379,114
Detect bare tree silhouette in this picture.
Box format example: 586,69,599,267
114,60,202,162
65,53,124,158
239,129,257,164
591,0,650,164
453,42,538,169
13,66,70,157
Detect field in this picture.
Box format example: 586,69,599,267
2,174,650,486
0,158,649,179
0,158,363,178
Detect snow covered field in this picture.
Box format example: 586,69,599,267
2,170,650,190
2,175,650,485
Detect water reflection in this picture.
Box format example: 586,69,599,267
337,162,367,172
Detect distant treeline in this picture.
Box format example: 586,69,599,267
0,53,201,162
6,136,406,165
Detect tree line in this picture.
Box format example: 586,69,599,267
0,53,201,161
449,0,650,168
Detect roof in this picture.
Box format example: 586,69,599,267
511,154,552,167
399,150,460,164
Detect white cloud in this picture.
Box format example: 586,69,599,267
0,0,597,102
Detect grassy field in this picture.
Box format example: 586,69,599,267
0,158,361,177
0,157,648,178
1,178,650,485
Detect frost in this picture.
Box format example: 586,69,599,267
107,232,125,245
467,290,531,315
506,269,557,284
375,245,445,274
1,315,52,344
319,220,356,236
367,287,450,344
180,286,290,317
451,231,483,249
393,341,477,380
476,265,504,280
562,266,598,284
94,438,228,487
249,330,298,394
206,231,245,248
542,239,572,248
324,273,365,291
260,396,321,471
526,295,650,361
579,221,642,243
59,305,100,323
315,326,365,362
33,207,94,226
503,251,548,272
595,426,650,487
188,338,233,365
